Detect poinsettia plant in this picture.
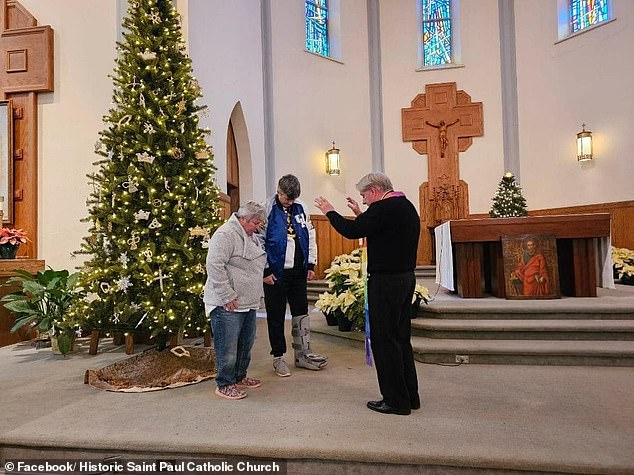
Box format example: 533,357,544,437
315,249,365,329
316,249,431,328
612,246,634,279
0,228,29,246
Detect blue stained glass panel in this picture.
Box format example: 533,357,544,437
423,19,452,66
571,0,609,33
422,0,451,67
422,0,449,21
305,0,330,57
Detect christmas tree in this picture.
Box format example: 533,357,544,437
71,0,222,346
489,172,528,218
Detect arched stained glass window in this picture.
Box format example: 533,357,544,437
306,0,330,57
422,0,452,67
570,0,609,33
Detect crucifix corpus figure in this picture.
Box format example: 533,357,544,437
425,119,459,158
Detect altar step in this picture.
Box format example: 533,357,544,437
410,337,634,366
411,318,634,340
409,289,634,365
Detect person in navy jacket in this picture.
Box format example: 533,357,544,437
263,175,327,377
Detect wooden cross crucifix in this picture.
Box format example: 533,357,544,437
402,82,483,195
401,82,483,263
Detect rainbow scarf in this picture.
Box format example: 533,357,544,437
361,244,373,366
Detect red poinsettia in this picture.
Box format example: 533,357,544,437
0,228,30,246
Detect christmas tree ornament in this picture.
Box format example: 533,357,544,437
136,151,155,164
116,276,132,292
139,50,157,61
134,210,150,221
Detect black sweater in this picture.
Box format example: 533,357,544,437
326,196,420,274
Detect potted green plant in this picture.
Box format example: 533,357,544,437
612,247,634,285
1,268,83,354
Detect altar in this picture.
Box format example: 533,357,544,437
435,214,614,298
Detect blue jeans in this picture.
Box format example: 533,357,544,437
211,307,257,388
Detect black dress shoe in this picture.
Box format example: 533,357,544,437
367,400,384,409
366,401,411,415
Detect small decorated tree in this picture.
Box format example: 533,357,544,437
489,172,528,218
72,0,222,347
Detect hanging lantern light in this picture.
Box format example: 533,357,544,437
576,124,593,162
325,142,340,175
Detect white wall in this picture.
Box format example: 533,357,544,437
19,0,117,270
381,0,504,214
188,0,267,203
14,0,634,273
515,0,634,209
268,0,373,212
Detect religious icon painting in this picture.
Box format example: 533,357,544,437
502,234,561,300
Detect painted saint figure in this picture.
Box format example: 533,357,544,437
510,238,551,296
425,119,459,158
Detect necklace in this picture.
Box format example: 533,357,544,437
285,207,296,238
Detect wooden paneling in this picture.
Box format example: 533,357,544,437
1,1,54,259
218,192,231,220
469,201,634,250
7,92,37,257
451,214,611,243
311,215,360,279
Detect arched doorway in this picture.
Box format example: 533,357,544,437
226,120,240,213
224,102,253,214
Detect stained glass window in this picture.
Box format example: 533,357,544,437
306,0,329,57
422,0,452,67
570,0,609,33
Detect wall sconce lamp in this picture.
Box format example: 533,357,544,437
325,142,341,175
577,124,593,162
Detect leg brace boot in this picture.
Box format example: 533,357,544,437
292,314,328,370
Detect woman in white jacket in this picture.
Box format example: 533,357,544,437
204,201,267,400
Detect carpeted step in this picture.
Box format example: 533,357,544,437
411,318,634,340
415,265,436,278
410,336,634,366
418,305,634,320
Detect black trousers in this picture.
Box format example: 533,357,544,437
368,271,419,409
263,268,308,357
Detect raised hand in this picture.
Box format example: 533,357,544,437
346,197,362,216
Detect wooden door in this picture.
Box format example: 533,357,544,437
226,120,240,213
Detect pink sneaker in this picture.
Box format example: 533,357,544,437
236,377,262,389
215,384,247,400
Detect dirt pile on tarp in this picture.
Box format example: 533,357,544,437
85,346,216,392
